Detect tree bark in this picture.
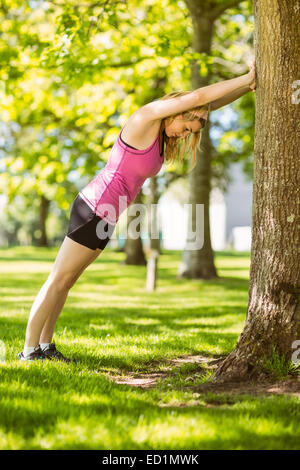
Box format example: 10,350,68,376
178,4,217,279
38,195,50,247
213,0,300,382
124,190,147,265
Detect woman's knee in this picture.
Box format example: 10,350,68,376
46,240,102,292
47,272,79,292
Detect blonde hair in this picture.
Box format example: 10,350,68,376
159,91,210,172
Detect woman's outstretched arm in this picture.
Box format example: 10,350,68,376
141,72,254,122
209,60,256,110
209,84,251,111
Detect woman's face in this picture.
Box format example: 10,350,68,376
164,109,208,138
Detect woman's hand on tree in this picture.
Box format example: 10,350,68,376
248,59,256,93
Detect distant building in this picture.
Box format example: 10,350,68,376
158,162,252,251
224,162,252,251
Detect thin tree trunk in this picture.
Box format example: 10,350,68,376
178,5,217,279
38,195,50,247
124,190,147,265
213,0,300,382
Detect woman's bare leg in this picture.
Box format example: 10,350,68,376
39,240,101,343
24,236,102,348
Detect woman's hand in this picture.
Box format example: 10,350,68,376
248,59,256,93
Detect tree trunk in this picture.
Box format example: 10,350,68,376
38,195,50,247
178,5,217,279
213,0,300,382
124,190,147,265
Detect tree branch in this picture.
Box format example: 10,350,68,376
48,0,125,8
207,0,243,20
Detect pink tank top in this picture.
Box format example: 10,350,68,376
79,125,164,225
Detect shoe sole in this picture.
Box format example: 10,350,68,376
18,356,45,361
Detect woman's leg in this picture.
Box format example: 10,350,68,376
24,236,102,348
39,240,101,344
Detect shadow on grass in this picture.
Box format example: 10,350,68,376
0,364,154,438
0,362,299,449
0,310,240,374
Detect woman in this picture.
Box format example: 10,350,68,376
18,63,256,361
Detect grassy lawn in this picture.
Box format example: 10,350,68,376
0,246,299,450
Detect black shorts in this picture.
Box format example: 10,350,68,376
66,194,115,251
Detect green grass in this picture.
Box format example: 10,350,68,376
263,346,295,380
0,246,299,450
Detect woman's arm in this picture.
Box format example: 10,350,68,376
210,61,256,110
209,84,251,111
196,73,252,107
141,72,253,122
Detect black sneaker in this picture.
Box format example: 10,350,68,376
18,346,46,361
40,343,72,363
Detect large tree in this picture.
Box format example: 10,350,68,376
213,0,300,382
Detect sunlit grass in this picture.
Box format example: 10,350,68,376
0,246,299,450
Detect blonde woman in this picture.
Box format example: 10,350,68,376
18,63,256,361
